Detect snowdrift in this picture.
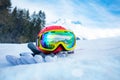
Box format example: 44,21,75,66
0,36,120,80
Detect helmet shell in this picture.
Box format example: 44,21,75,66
38,25,66,36
37,25,67,54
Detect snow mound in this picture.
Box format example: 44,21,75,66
0,36,120,80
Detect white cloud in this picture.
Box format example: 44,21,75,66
11,0,120,28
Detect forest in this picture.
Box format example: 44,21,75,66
0,0,46,43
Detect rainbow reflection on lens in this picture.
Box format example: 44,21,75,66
38,30,76,51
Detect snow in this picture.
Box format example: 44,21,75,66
0,36,120,80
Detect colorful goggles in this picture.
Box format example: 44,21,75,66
37,30,76,51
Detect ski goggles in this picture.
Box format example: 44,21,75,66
37,30,76,51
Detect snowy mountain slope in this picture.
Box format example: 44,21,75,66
47,19,120,40
0,36,120,80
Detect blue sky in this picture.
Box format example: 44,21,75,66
11,0,120,28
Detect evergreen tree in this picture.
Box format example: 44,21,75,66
38,11,46,28
12,7,17,17
0,0,14,42
0,0,11,25
0,0,46,43
0,0,11,10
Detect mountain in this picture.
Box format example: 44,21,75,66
46,18,120,40
47,18,87,40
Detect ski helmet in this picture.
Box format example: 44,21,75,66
36,25,76,54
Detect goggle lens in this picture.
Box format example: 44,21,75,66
39,30,75,51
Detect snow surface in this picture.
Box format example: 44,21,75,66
0,36,120,80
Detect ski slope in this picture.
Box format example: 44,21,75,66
0,36,120,80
